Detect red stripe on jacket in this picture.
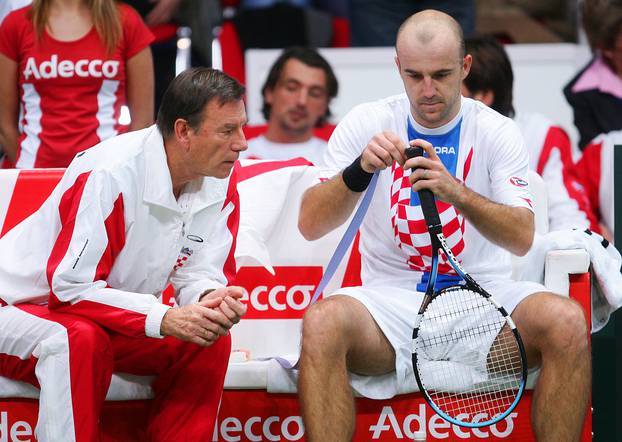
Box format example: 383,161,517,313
223,163,241,285
94,194,126,281
46,172,92,293
46,174,146,337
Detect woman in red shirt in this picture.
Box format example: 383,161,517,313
0,0,154,168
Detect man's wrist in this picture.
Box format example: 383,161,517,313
342,155,374,192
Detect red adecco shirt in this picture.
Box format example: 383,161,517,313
0,4,153,168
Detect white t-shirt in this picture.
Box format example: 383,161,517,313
324,94,534,289
241,135,327,166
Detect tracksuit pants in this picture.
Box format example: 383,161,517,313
0,303,231,441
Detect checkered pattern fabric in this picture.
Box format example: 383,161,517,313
390,164,465,274
173,255,189,272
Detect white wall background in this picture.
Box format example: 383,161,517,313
245,44,592,145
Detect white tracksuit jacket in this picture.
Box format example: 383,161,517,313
0,125,239,338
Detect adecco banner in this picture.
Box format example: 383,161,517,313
1,389,595,441
233,266,323,319
214,391,537,441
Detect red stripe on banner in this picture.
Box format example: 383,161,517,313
1,169,63,237
94,194,126,282
463,146,474,181
223,163,241,285
341,232,362,287
237,158,313,182
46,172,91,294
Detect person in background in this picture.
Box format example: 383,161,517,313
349,0,474,47
241,46,338,166
573,130,622,240
0,0,31,164
564,0,622,149
462,36,597,232
0,0,154,168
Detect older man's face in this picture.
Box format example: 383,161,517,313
186,99,248,179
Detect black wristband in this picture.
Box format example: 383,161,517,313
342,155,374,192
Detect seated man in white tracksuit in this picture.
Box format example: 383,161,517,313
0,68,248,442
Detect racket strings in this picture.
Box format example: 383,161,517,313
414,287,524,422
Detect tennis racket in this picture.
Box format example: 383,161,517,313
406,146,528,428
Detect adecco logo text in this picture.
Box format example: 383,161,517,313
211,405,520,441
213,415,305,441
369,405,518,440
23,55,120,80
233,266,323,319
0,411,34,442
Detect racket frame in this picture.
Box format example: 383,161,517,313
406,146,528,428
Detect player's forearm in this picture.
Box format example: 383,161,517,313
298,174,361,241
454,186,535,256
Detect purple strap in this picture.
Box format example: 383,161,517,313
272,171,380,369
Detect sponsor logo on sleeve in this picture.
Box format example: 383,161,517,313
509,177,529,187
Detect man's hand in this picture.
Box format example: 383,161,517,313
405,139,463,205
160,297,234,346
200,286,247,326
360,131,408,173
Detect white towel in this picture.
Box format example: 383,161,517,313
517,229,622,332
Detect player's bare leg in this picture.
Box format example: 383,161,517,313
298,295,395,442
511,292,590,442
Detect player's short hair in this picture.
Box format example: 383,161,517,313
396,11,466,60
261,46,338,127
157,68,245,138
464,36,515,118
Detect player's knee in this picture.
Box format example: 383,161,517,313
301,298,349,352
544,299,588,353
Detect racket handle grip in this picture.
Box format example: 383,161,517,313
405,146,442,230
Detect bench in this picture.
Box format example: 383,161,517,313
0,163,592,441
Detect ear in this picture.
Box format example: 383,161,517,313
173,118,192,151
474,89,495,107
461,54,472,80
395,55,401,73
264,87,274,106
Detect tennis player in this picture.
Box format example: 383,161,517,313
0,68,247,441
297,10,590,442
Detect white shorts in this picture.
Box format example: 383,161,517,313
331,279,547,399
